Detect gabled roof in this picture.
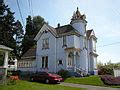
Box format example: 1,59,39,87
86,29,97,40
34,23,81,41
21,47,36,59
0,45,13,51
55,24,80,36
34,24,58,41
86,30,93,38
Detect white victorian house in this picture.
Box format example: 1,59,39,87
34,8,98,75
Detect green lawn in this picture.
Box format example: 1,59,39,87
0,80,85,90
65,75,104,86
64,75,120,88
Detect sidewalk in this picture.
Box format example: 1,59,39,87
60,82,120,90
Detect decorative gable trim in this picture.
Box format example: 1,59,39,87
34,24,58,41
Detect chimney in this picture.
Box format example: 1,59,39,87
57,23,60,28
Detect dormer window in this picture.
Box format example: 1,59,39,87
42,38,49,49
63,36,67,47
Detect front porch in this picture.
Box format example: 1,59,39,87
0,45,13,84
65,47,87,76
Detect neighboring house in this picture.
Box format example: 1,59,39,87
34,8,98,74
114,69,120,77
17,47,36,72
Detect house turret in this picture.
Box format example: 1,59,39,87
70,7,87,36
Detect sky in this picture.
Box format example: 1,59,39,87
5,0,120,63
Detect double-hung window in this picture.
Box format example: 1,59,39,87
42,38,49,49
42,56,48,68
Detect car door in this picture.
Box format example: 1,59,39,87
38,72,47,81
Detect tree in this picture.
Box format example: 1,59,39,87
14,20,24,57
97,61,120,75
0,0,16,51
21,15,45,55
33,16,45,35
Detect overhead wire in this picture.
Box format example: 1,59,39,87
97,41,120,48
16,0,25,27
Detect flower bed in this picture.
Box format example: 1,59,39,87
100,75,120,85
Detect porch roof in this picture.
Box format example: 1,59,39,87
64,47,81,52
0,45,13,51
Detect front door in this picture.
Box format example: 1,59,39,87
68,52,74,67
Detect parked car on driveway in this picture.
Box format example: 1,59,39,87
30,72,63,83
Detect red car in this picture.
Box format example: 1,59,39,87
30,72,63,83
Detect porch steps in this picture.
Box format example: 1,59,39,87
68,71,82,77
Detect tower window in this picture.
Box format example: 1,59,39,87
63,36,67,47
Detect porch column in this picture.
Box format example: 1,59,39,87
3,51,8,84
66,52,68,70
4,51,8,68
73,52,76,72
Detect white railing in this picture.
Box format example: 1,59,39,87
75,66,87,76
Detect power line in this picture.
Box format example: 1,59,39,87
30,0,34,17
27,0,31,15
27,0,34,32
27,0,34,17
97,41,120,48
16,0,25,27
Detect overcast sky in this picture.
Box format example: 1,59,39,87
5,0,120,63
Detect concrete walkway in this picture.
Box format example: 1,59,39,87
60,82,120,90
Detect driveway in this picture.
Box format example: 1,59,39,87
60,82,120,90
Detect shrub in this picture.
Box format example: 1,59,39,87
7,76,19,85
100,75,120,85
57,69,69,79
98,65,113,75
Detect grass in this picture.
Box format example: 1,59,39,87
65,75,104,86
0,80,85,90
64,75,120,88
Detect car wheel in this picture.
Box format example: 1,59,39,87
45,79,49,84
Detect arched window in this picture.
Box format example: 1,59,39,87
58,60,63,65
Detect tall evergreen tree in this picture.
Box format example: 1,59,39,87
0,0,16,50
21,15,45,55
22,15,35,55
14,20,24,57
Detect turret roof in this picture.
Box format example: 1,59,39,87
71,7,86,20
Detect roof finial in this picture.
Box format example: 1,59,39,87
77,7,79,11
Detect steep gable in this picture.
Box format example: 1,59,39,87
86,29,97,40
34,24,58,41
